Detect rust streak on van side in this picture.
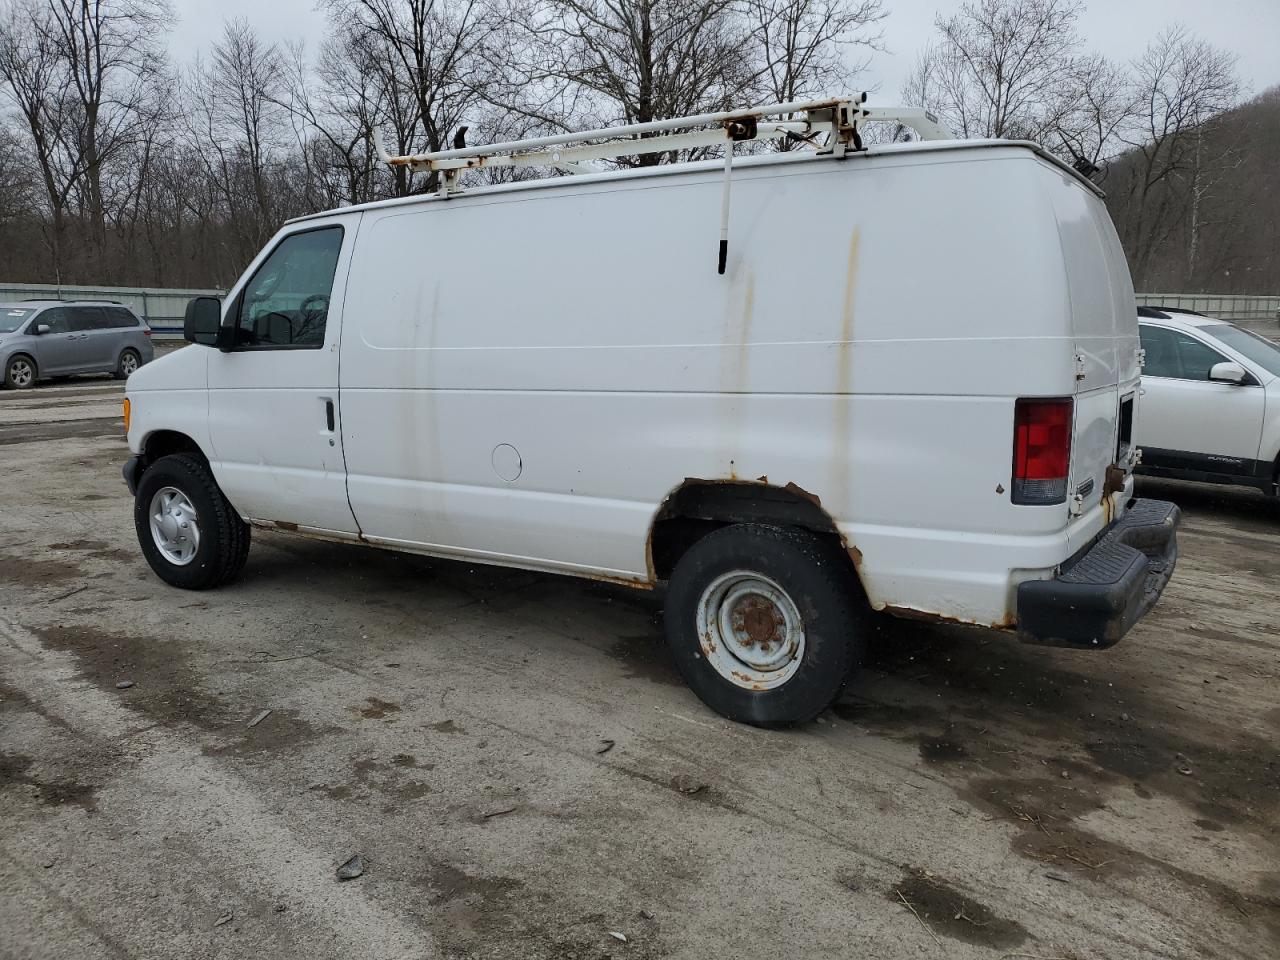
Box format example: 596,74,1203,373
719,269,755,479
831,228,861,511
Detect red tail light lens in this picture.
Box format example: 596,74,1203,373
1012,398,1072,505
143,327,152,337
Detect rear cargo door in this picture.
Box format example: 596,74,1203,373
1049,177,1133,524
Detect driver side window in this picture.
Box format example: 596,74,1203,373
235,226,343,349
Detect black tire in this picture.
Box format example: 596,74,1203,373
4,354,37,389
114,348,141,380
664,523,865,727
134,453,250,589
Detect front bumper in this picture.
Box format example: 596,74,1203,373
1017,498,1180,648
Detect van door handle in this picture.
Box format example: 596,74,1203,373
324,399,335,432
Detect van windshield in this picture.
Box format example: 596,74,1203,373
1205,324,1280,377
0,308,34,332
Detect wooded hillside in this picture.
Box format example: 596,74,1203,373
1104,86,1279,294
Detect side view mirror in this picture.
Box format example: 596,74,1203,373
34,323,50,335
1209,361,1248,385
184,296,223,347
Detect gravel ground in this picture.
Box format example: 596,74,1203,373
1,376,1277,960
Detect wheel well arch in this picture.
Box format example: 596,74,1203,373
5,351,37,372
141,429,208,466
647,479,863,583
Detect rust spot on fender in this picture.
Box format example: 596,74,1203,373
584,571,655,591
882,604,1016,631
1103,464,1126,498
782,481,821,506
275,521,298,532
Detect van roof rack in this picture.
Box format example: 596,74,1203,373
374,95,953,275
374,95,953,196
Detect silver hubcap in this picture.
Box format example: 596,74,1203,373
696,571,805,690
122,353,138,375
9,359,32,387
149,486,200,566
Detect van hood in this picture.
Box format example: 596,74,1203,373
127,343,208,393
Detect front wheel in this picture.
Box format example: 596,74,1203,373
664,523,865,727
4,354,37,389
134,454,250,589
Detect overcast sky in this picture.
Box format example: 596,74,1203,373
169,0,1280,103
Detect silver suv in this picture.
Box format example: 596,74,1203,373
0,300,155,389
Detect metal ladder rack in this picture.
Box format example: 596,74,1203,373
374,95,954,272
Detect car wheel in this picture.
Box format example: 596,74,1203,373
115,348,142,380
134,453,251,589
664,523,865,727
4,354,37,389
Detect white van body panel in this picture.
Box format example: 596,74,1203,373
127,141,1140,630
206,212,362,533
126,344,213,456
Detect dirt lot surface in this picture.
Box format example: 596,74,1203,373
2,377,1278,960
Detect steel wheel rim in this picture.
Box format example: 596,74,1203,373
149,486,200,566
695,570,805,690
122,353,138,375
10,359,33,387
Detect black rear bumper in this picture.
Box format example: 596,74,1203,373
1017,498,1180,648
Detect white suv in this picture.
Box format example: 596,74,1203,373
1136,307,1280,495
120,100,1180,726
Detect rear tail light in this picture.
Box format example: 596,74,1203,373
143,326,152,337
1012,398,1073,505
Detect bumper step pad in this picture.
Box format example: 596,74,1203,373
1018,499,1180,648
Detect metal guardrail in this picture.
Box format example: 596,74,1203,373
4,282,1277,340
1136,293,1280,322
0,282,224,341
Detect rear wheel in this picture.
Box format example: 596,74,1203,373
134,453,250,589
4,354,36,389
115,348,141,380
664,523,865,727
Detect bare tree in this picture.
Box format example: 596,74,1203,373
513,0,754,164
903,0,1084,142
213,19,284,235
1110,25,1241,286
319,0,509,193
1047,53,1134,171
744,0,884,106
0,0,80,279
38,0,173,268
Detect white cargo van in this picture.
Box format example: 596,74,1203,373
122,98,1179,726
